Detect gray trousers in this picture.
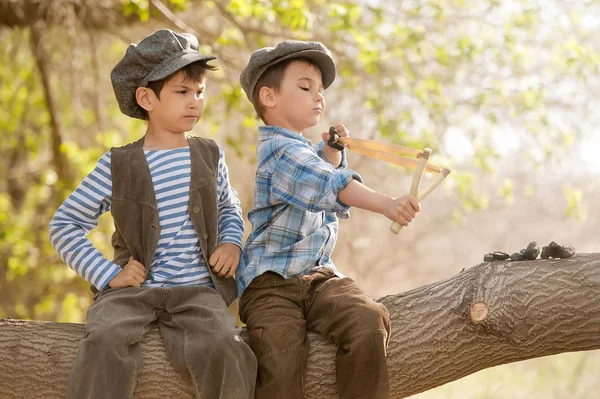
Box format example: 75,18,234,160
67,286,257,399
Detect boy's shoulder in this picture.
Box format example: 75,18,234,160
267,132,316,155
188,136,220,162
108,135,222,172
259,134,294,158
111,137,144,152
260,130,306,149
110,136,219,152
187,135,218,149
258,134,318,171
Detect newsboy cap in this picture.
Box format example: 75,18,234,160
239,40,336,103
111,29,216,120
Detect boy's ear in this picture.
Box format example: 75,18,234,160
258,86,276,109
135,87,154,113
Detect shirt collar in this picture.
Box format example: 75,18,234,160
258,125,312,145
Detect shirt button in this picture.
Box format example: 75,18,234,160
192,206,200,213
202,233,208,239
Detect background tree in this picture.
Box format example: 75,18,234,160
0,0,598,397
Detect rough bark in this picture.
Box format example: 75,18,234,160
1,253,599,398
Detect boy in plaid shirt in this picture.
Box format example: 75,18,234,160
236,40,421,398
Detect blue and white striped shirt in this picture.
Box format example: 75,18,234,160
49,143,243,291
236,126,362,297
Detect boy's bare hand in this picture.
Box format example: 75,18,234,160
384,195,421,227
321,123,348,167
209,243,241,278
108,256,147,288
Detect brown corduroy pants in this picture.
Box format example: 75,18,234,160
239,269,391,399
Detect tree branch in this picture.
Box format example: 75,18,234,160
149,0,217,43
1,254,599,398
0,0,137,28
29,21,74,185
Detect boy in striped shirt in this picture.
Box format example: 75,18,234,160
236,41,421,398
49,29,256,398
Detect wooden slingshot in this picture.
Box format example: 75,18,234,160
327,127,451,234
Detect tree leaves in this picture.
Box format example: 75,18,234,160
0,0,598,322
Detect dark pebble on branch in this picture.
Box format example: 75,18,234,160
510,252,526,261
523,241,540,260
541,241,576,259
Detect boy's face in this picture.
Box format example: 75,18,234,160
146,71,206,133
267,60,325,132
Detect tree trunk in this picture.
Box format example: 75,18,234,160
1,254,599,398
29,22,75,186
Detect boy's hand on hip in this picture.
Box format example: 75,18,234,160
384,195,421,227
209,243,241,278
322,123,348,167
108,256,147,288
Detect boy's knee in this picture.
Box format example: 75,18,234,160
247,320,307,359
342,304,390,354
221,334,257,366
350,301,390,338
188,331,257,373
192,329,251,357
215,331,249,355
83,327,126,350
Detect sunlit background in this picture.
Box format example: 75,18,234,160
0,0,598,397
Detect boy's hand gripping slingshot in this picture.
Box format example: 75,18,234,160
327,127,451,234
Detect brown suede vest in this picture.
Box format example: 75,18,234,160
107,136,237,305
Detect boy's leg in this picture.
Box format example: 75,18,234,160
67,287,161,399
305,270,391,399
158,285,257,399
239,272,308,399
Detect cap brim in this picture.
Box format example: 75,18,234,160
144,52,217,84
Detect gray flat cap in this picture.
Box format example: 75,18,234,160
111,29,216,120
239,40,336,103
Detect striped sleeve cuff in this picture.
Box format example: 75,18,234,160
218,237,243,251
92,262,123,291
217,208,244,249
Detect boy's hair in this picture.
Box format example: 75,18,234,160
252,57,320,124
139,60,217,119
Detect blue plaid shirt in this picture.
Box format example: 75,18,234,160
236,126,362,297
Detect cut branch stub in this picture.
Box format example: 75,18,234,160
469,301,489,323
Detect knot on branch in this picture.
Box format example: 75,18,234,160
469,301,489,323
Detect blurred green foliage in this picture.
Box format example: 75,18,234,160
0,0,597,323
